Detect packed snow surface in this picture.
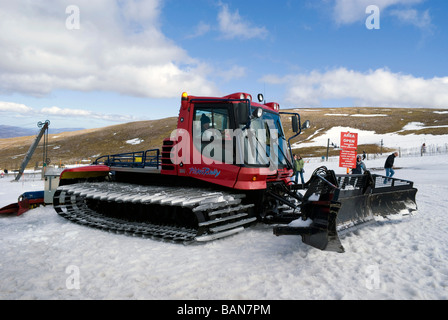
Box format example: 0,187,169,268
1,154,448,300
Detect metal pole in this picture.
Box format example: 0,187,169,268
14,120,50,181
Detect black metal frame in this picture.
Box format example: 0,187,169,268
94,149,160,169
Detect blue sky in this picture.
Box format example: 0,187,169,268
0,0,447,129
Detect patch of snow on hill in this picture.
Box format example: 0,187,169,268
294,124,448,150
126,138,144,145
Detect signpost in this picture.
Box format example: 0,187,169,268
339,132,358,172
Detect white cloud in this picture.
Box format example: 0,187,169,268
216,65,247,82
262,68,448,108
186,21,212,39
0,102,33,114
40,106,139,122
41,106,92,117
217,3,268,40
0,0,217,98
389,8,432,28
0,102,138,123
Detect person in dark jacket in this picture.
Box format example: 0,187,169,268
384,152,398,183
352,155,366,174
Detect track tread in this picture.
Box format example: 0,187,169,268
54,182,256,243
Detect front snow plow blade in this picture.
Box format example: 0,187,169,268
368,175,418,217
274,167,345,252
274,201,344,252
335,173,417,230
274,168,418,253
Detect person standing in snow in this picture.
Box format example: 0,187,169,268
384,151,398,183
293,154,305,185
421,143,426,156
352,155,366,174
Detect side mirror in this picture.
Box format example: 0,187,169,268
292,115,299,133
235,102,250,125
302,120,310,130
257,93,264,103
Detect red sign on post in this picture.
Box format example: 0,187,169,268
339,132,358,169
340,132,358,150
339,149,357,169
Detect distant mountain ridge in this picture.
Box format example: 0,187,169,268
0,125,85,139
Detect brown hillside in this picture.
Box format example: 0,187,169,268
1,107,447,171
0,117,177,170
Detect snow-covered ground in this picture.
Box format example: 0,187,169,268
1,154,448,300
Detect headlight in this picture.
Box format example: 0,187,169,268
252,107,263,118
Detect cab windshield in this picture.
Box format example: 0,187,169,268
246,108,291,168
191,102,291,169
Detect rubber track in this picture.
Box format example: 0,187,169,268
53,182,256,243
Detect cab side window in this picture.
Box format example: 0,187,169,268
194,108,230,133
193,106,231,163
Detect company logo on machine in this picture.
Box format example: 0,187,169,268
189,167,221,178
